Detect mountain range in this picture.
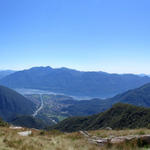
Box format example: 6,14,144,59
0,70,15,79
1,66,150,129
60,82,150,116
1,66,150,98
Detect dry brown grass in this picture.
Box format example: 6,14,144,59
89,128,150,138
0,127,100,150
0,127,150,150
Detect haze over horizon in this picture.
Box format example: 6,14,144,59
1,0,150,74
0,66,150,75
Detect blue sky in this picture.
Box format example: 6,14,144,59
0,0,150,73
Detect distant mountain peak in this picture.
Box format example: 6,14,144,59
29,66,53,70
1,66,150,98
0,70,16,79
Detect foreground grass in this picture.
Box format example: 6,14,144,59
0,127,150,150
0,127,100,150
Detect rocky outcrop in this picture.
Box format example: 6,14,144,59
80,131,150,146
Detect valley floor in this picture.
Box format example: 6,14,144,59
1,127,150,150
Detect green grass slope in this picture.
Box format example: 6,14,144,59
52,103,150,132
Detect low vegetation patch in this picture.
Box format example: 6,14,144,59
0,127,150,150
0,118,8,127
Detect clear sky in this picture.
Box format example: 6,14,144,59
0,0,150,73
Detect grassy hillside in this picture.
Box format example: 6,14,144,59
0,86,36,121
0,127,150,150
52,103,150,132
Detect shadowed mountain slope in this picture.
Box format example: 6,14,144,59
0,86,36,121
10,116,47,129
